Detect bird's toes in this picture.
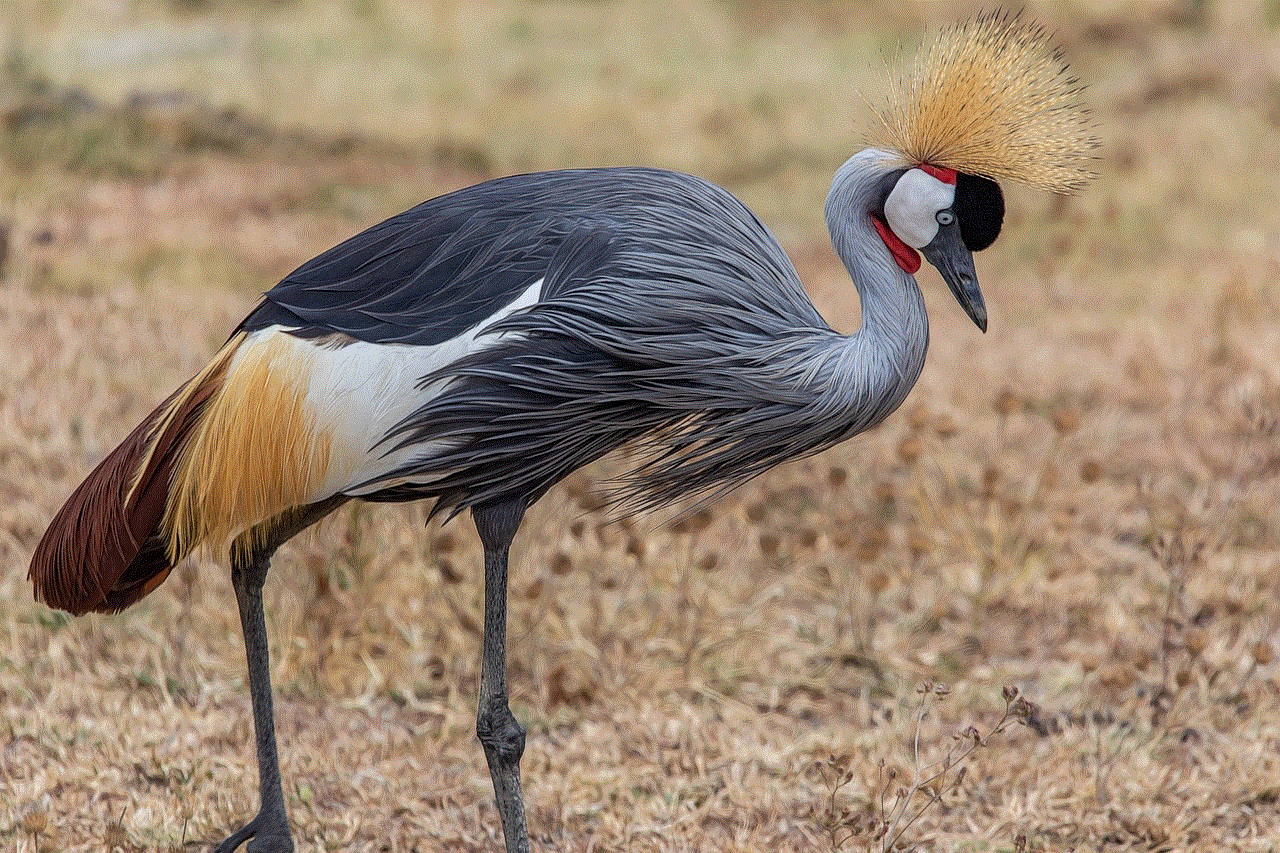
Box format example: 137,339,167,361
246,833,295,853
213,814,294,853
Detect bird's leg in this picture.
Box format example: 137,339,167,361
472,500,530,853
217,545,293,853
212,497,346,853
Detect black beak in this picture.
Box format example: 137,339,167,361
921,223,987,332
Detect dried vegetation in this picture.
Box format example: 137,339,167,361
2,1,1279,851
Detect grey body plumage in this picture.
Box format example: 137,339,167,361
247,158,929,518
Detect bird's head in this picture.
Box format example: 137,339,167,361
859,11,1097,331
870,163,1004,331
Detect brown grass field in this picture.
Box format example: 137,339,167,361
2,1,1279,850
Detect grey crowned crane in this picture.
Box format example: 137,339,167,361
29,13,1094,853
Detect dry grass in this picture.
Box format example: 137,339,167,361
2,1,1280,850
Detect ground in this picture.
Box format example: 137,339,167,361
1,1,1279,851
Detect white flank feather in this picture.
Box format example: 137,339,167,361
245,277,544,503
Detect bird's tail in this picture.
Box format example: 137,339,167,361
28,338,241,614
29,330,337,615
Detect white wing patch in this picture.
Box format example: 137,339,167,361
248,276,544,503
884,169,956,249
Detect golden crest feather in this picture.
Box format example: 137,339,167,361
870,11,1098,193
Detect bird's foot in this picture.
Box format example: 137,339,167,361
213,809,294,853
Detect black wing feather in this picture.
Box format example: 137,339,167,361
241,172,650,345
239,168,812,347
242,206,558,345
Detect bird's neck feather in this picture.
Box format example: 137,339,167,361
820,149,931,429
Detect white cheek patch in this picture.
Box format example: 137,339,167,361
885,169,957,249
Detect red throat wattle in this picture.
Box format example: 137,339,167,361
871,215,921,274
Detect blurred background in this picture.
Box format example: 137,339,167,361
2,2,1279,851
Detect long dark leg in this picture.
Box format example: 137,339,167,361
472,500,530,853
216,497,348,853
215,548,293,853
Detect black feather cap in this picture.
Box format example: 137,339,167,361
954,172,1004,252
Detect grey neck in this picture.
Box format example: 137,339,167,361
819,148,930,431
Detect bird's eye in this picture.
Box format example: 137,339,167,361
936,210,955,226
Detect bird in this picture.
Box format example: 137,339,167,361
28,12,1094,853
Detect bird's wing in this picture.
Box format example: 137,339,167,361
239,205,561,345
239,171,640,346
239,167,815,347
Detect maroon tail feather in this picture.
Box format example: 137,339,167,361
29,366,226,615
